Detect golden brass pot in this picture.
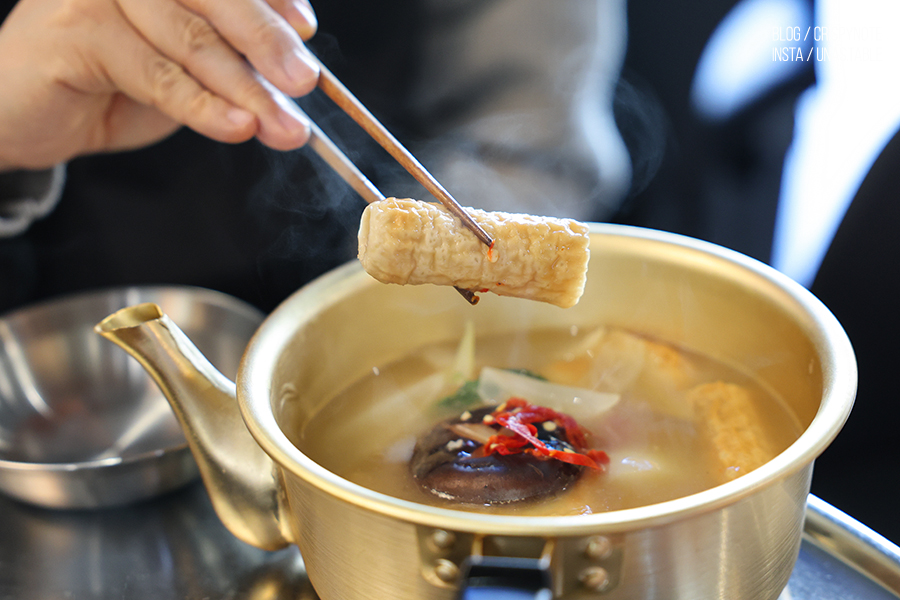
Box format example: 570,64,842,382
96,224,856,599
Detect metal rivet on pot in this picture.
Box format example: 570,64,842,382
430,529,456,551
579,566,611,592
434,559,460,584
584,535,612,560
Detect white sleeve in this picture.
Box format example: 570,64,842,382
395,0,631,220
0,164,66,237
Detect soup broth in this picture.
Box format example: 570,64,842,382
294,325,802,516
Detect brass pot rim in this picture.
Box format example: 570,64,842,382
237,224,857,536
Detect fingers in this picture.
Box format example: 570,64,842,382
87,10,267,147
100,95,185,152
114,0,314,149
263,0,318,41
0,0,321,166
175,0,319,98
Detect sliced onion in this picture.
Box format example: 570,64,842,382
476,367,620,421
446,422,496,444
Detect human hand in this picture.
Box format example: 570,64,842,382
0,0,320,171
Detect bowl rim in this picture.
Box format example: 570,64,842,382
239,223,857,535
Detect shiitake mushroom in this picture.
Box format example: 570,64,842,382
409,406,584,505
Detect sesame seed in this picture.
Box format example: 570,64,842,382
445,439,465,452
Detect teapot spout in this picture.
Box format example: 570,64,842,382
95,303,294,551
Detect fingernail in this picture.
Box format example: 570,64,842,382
294,1,318,36
278,102,310,140
284,48,319,93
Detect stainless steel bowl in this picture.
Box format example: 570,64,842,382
0,286,264,509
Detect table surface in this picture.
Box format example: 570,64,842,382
1,481,898,600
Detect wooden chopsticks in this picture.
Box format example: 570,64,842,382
308,57,494,250
306,122,385,205
298,57,492,305
305,114,482,305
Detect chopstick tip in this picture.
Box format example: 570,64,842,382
455,287,480,305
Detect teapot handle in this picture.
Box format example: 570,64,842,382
458,556,552,600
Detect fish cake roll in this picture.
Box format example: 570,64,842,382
357,198,590,308
688,381,773,481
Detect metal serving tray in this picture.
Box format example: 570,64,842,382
0,487,898,599
787,495,900,599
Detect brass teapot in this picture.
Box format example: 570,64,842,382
96,224,856,600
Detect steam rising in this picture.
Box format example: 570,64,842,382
612,74,668,202
244,89,373,301
243,0,669,295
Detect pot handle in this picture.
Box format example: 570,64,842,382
458,556,552,600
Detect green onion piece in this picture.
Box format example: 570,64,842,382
437,379,481,411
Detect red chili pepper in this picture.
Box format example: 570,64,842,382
481,398,609,470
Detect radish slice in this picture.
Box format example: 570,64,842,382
476,366,620,420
